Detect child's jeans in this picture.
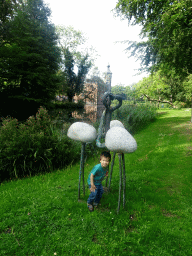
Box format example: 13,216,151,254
87,184,103,205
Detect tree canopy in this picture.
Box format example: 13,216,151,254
0,0,61,121
62,48,91,103
111,85,127,99
115,0,192,79
56,26,93,107
56,25,86,62
135,70,191,108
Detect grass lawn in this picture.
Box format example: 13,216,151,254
0,109,192,255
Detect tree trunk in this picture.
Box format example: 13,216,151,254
68,93,73,118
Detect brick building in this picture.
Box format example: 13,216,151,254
73,76,109,122
55,65,112,123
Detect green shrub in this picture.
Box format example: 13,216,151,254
173,101,187,109
112,103,157,134
0,107,81,182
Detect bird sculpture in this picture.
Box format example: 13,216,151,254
67,122,97,199
105,120,137,213
67,92,137,213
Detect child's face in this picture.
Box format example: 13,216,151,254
100,156,110,168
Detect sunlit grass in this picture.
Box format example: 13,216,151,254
1,109,192,255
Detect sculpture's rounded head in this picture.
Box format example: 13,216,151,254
67,122,97,143
105,127,137,153
110,120,124,129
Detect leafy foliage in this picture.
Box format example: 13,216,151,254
0,0,61,121
135,70,191,108
56,25,86,61
0,107,81,182
115,0,192,79
56,25,94,106
111,84,137,102
112,103,157,134
59,48,91,105
111,85,127,99
183,74,192,103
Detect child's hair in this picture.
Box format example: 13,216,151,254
100,151,111,162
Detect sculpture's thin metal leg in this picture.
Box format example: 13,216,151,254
105,165,109,187
117,153,122,214
78,142,86,199
122,153,126,208
108,152,116,191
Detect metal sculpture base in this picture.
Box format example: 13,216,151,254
78,142,97,199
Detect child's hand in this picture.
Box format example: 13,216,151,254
90,185,96,192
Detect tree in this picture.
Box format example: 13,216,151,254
111,84,127,99
62,48,91,102
135,72,171,107
56,25,86,62
111,84,138,103
183,75,192,103
125,84,137,102
55,25,93,118
59,48,91,118
183,74,192,122
0,0,61,121
0,0,22,24
56,25,97,68
135,70,190,108
115,0,192,79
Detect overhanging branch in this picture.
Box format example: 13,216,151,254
144,94,173,106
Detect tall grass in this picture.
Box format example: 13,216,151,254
112,103,157,134
1,109,192,255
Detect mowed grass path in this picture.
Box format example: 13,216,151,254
0,109,192,256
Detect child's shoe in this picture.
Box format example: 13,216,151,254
93,202,98,208
87,204,94,212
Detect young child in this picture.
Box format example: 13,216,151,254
87,151,111,212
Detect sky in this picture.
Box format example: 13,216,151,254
44,0,148,87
